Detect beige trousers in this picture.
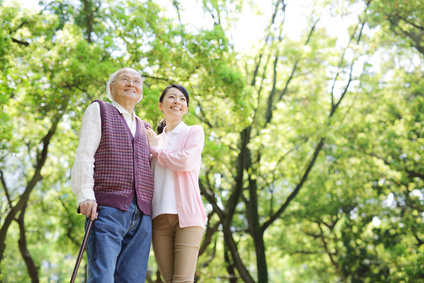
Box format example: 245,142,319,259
152,214,203,283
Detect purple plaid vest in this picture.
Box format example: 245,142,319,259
92,100,154,215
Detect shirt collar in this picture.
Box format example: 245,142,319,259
165,121,186,135
112,101,137,118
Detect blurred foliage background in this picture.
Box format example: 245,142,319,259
0,0,423,282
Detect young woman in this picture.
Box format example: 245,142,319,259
146,84,206,283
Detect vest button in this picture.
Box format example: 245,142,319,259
125,205,128,208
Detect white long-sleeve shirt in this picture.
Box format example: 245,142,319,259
151,122,186,218
71,101,137,206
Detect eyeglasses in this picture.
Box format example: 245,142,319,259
117,76,144,86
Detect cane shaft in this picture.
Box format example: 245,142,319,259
70,218,93,283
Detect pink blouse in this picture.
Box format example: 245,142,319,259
150,123,206,229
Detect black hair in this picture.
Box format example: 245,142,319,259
156,84,190,134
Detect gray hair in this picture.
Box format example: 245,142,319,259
106,68,143,102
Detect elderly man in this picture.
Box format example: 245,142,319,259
72,67,154,282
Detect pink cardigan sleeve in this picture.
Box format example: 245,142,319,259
150,125,204,172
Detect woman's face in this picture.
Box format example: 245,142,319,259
159,87,188,121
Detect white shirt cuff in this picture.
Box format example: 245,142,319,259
76,189,96,206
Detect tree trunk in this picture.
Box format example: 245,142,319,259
224,248,237,283
17,206,39,283
221,126,255,282
222,225,255,283
0,111,63,276
246,177,268,282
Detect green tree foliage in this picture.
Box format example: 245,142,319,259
194,0,423,282
0,0,423,282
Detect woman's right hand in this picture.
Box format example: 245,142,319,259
146,128,159,147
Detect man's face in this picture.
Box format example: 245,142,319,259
110,69,143,106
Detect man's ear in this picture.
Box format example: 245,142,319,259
109,83,114,94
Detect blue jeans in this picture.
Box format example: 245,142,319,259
86,199,152,283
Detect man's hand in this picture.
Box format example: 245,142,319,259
79,200,98,221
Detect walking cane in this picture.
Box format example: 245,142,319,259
70,206,102,283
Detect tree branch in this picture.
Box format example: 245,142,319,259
262,138,325,232
199,212,219,256
264,17,319,127
0,170,12,207
317,222,345,281
199,180,224,220
11,37,30,46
